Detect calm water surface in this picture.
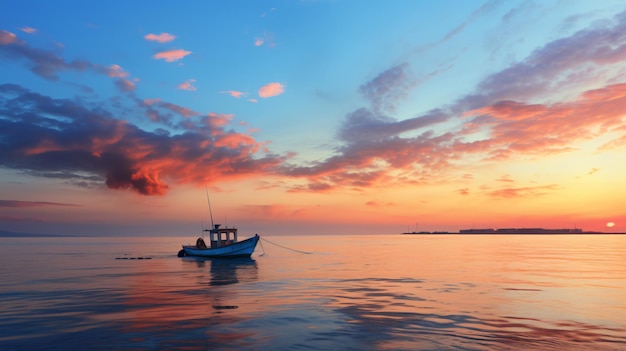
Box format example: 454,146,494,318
1,234,626,350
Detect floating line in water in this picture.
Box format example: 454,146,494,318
260,237,312,254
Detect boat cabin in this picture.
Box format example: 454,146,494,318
204,224,238,248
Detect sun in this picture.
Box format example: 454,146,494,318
606,221,615,228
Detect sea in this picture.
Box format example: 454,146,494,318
1,234,626,351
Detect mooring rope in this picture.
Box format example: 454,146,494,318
258,237,266,256
260,237,312,254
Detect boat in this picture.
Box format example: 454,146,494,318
178,224,260,258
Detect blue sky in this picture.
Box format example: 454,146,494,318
1,0,626,235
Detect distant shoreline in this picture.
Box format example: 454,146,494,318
0,230,75,238
402,232,626,235
403,227,625,235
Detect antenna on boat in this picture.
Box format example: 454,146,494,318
205,186,215,228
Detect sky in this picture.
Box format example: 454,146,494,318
1,0,626,236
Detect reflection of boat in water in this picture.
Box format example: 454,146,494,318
182,256,258,286
178,224,260,258
209,257,258,286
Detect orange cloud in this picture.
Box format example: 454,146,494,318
215,134,258,149
153,49,191,62
488,185,559,198
456,188,470,195
144,33,176,43
258,82,284,98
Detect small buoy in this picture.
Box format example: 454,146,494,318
177,249,187,257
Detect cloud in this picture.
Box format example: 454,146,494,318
254,32,275,47
258,82,284,98
221,90,246,98
115,78,136,92
0,30,136,92
359,63,416,114
456,188,470,196
178,79,197,91
278,10,626,193
0,30,18,44
144,32,176,43
487,185,559,198
153,49,191,62
103,64,129,78
0,84,285,196
0,200,79,207
587,168,599,175
338,108,448,143
496,175,514,182
20,27,37,34
460,10,626,108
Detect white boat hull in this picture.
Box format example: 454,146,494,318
181,234,259,258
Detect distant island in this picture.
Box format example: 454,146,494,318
403,227,619,234
459,228,595,234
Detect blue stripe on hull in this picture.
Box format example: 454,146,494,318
182,235,259,258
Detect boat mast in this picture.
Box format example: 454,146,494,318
205,186,215,228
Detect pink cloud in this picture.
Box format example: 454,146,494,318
220,90,246,98
143,98,161,106
161,102,199,118
0,30,18,45
153,49,191,62
144,33,176,43
178,79,197,91
205,112,234,128
20,27,37,34
254,32,275,47
258,82,284,98
114,78,136,92
105,64,129,78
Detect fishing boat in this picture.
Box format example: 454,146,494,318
178,224,260,258
178,188,260,258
